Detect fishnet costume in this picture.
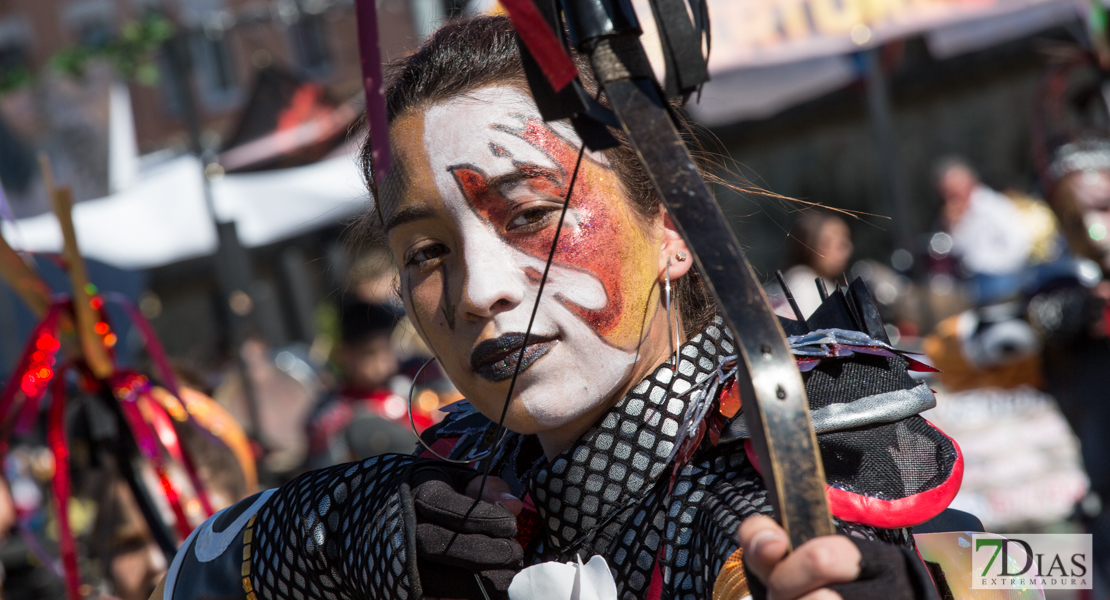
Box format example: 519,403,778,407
168,318,934,600
248,455,415,600
436,319,913,600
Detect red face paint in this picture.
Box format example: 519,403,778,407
449,117,656,349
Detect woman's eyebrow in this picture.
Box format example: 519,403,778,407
385,204,437,232
484,165,559,193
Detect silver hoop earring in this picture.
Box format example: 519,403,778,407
664,259,679,374
408,357,503,464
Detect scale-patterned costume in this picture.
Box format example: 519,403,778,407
161,303,961,600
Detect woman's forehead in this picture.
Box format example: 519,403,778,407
422,87,580,170
384,86,585,220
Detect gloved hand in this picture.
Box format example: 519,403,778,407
406,464,524,600
738,515,938,600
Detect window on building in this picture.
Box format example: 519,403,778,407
76,19,114,48
0,18,31,93
190,30,239,109
290,12,331,78
157,52,184,116
64,0,116,48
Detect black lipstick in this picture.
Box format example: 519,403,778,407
470,332,557,382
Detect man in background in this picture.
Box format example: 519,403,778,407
931,157,1032,304
303,300,427,469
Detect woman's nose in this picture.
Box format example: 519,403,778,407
458,243,526,320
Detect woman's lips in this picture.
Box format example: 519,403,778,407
470,332,557,382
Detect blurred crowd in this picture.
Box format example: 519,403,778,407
0,246,465,600
5,144,1110,598
772,146,1110,592
3,132,1110,600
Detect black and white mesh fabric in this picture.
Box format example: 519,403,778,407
248,455,416,600
170,314,932,600
521,319,902,600
807,354,956,501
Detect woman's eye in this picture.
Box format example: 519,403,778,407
406,243,449,267
506,206,558,232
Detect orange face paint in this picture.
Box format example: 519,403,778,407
449,116,657,350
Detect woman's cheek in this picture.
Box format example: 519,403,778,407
403,271,457,367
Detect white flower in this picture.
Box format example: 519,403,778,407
508,555,618,600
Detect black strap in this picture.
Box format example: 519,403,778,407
513,0,620,150
646,0,710,100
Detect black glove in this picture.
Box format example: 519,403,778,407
745,537,940,600
402,464,523,599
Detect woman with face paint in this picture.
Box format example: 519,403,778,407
156,17,963,600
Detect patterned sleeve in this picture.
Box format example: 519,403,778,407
670,448,912,600
161,453,421,600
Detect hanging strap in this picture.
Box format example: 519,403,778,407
46,362,80,600
354,0,392,183
501,0,578,92
646,0,710,100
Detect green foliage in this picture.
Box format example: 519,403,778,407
50,14,176,85
0,65,32,94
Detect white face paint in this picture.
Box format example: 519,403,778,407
388,87,662,434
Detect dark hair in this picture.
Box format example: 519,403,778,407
356,16,715,335
932,155,977,186
341,299,399,344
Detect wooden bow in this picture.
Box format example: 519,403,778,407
503,0,836,548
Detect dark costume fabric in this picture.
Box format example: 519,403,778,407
1027,269,1110,581
161,317,959,600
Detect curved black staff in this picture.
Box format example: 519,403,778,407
500,0,835,548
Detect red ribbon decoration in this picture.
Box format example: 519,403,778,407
1,295,223,597
498,0,579,92
104,293,181,396
112,373,194,540
142,392,214,516
0,303,63,451
105,293,217,517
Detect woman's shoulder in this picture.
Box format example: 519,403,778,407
417,400,497,458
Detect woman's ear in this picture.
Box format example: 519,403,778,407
658,211,694,281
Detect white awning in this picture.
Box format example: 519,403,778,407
1,152,370,271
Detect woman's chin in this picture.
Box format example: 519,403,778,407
456,340,632,434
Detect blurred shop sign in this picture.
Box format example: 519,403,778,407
630,0,1081,123
634,0,1081,72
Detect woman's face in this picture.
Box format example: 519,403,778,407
1064,169,1110,267
812,219,852,279
384,87,678,436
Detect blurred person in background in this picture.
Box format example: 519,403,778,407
1030,138,1110,584
778,211,853,316
928,157,1032,305
213,335,315,482
303,300,430,470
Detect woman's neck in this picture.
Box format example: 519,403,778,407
535,303,684,460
